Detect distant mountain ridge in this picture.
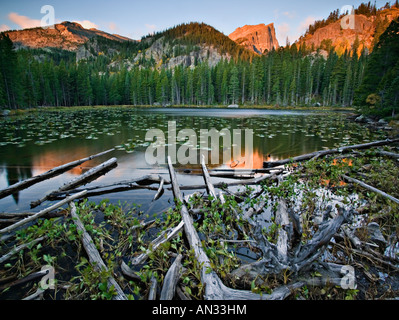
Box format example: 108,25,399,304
2,4,399,64
3,21,134,51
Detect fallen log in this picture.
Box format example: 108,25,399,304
168,156,294,300
263,138,399,168
376,150,399,160
0,236,46,264
152,176,165,201
30,158,117,208
0,190,88,236
160,254,183,300
22,287,46,300
43,174,167,201
178,172,281,191
0,148,115,200
130,220,184,266
275,199,290,263
69,202,127,300
200,154,225,204
46,184,159,201
148,275,158,300
120,261,141,282
0,268,49,292
342,174,399,205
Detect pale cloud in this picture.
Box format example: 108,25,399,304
8,12,41,29
74,20,98,30
298,16,319,35
145,24,157,32
282,11,296,19
277,23,291,45
0,24,10,32
108,22,118,32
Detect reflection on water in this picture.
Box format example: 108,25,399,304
0,107,385,212
31,146,105,176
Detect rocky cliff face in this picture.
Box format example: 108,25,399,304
296,8,399,54
229,23,279,54
125,36,231,71
4,21,133,51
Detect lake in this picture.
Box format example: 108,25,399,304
0,107,385,215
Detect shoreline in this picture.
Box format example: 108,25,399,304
1,104,356,117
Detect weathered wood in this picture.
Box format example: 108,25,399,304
0,269,49,291
263,138,399,168
178,172,280,191
292,207,352,272
376,150,399,159
69,202,127,300
342,174,399,205
0,236,46,264
0,190,88,235
30,158,117,208
0,148,115,200
176,285,192,300
153,176,165,201
47,184,159,201
120,261,141,281
44,174,166,201
168,156,291,300
130,220,184,266
22,288,45,300
148,275,158,300
200,154,226,205
160,254,183,300
275,199,290,263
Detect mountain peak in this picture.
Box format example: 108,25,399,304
2,21,133,51
229,23,279,54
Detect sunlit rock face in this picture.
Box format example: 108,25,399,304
4,21,133,51
229,23,279,54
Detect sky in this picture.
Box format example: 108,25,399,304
0,0,393,45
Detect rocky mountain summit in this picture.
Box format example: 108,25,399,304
297,7,399,54
4,21,133,51
229,23,279,54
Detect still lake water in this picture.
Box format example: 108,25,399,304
0,107,385,214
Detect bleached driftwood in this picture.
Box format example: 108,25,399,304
168,156,299,300
342,174,399,205
30,158,117,208
130,220,184,266
0,190,87,236
69,202,127,300
160,254,183,300
0,148,114,200
263,138,399,168
0,236,46,264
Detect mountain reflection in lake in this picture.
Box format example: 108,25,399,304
0,107,385,213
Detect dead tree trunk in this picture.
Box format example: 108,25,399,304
160,254,183,300
263,138,399,168
0,148,114,200
0,190,87,236
30,158,117,208
168,156,297,300
342,174,399,205
70,202,127,300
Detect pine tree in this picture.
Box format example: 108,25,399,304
229,66,239,105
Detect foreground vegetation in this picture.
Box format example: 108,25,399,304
1,139,398,300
